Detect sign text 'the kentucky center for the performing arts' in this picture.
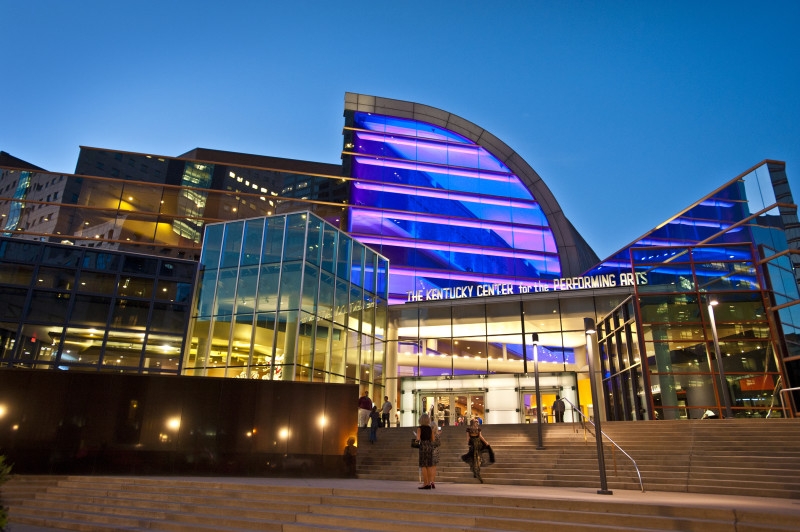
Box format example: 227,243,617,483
406,272,648,302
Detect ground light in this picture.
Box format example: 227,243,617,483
585,317,612,495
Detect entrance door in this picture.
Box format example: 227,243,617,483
521,388,562,423
418,392,484,426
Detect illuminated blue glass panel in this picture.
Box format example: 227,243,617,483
356,114,471,144
585,163,791,283
348,111,562,303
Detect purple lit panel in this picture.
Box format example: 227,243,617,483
352,181,536,209
357,114,471,143
351,182,548,227
350,210,554,246
355,130,510,173
352,157,532,200
353,155,516,184
349,211,555,254
352,234,557,262
389,265,551,285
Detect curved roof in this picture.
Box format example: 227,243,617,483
344,92,598,277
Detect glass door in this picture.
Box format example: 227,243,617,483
417,392,484,426
466,393,485,424
520,387,561,423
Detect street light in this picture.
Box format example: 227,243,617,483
585,317,612,495
707,300,733,419
531,333,544,450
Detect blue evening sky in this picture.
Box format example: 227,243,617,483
2,1,798,260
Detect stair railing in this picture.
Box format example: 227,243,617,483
561,398,645,492
778,386,800,418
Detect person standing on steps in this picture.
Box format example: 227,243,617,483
553,395,565,423
343,437,357,478
381,396,392,428
416,413,436,489
368,406,381,443
357,390,373,428
464,418,489,483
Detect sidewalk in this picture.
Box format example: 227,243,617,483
9,477,800,531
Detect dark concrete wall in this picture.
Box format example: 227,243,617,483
0,369,357,477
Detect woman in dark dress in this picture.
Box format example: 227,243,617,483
466,418,489,483
416,413,435,489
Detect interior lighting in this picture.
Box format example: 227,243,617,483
358,235,551,261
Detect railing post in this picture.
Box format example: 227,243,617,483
585,318,613,495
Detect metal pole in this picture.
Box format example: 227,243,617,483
531,333,544,450
708,300,733,419
585,317,612,495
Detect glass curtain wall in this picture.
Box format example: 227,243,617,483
633,243,782,419
185,212,389,393
0,237,195,374
595,295,647,421
0,153,347,261
344,112,561,304
393,291,631,378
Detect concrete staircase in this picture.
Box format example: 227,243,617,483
2,420,799,531
3,475,799,531
357,419,800,498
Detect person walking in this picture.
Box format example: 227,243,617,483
381,396,392,428
357,390,373,428
553,395,565,423
368,406,381,443
464,418,489,483
416,413,436,489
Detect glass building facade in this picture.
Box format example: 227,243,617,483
392,160,799,422
342,94,599,304
0,93,798,422
0,237,196,374
586,161,800,420
0,149,345,261
184,212,390,391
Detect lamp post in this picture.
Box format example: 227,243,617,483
585,317,612,495
531,333,544,450
707,300,733,419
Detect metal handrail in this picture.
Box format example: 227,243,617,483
561,398,645,492
779,386,800,419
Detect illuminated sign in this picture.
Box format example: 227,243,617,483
406,272,648,302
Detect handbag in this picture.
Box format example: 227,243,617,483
411,438,420,448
